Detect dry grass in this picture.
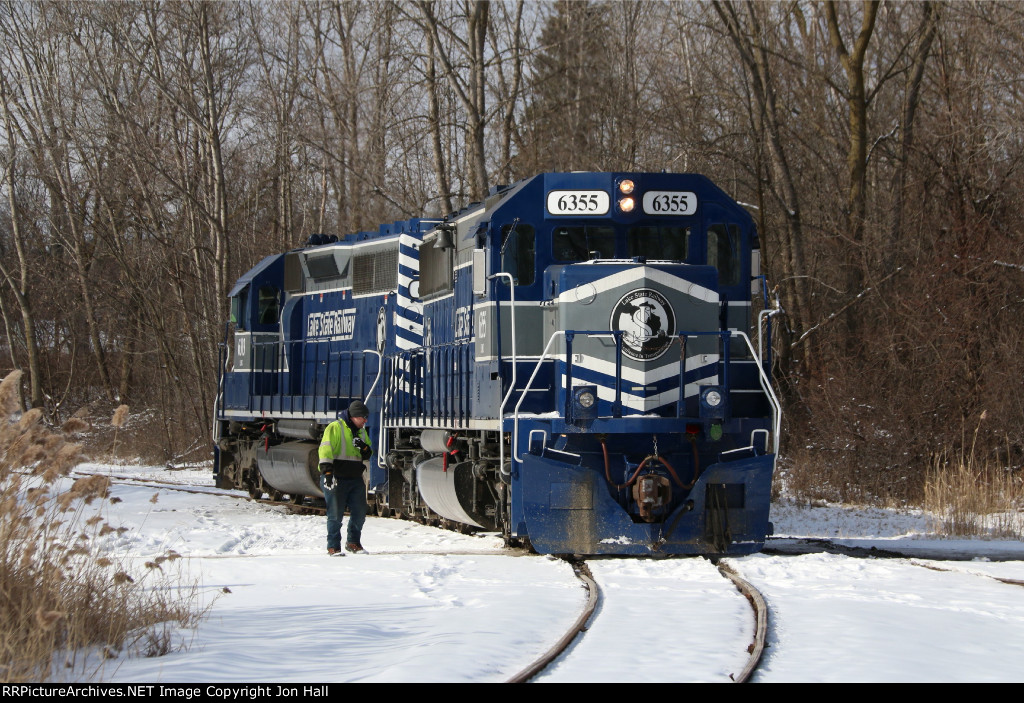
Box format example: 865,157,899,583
0,371,205,682
924,417,1024,539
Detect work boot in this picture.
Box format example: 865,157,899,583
345,542,365,554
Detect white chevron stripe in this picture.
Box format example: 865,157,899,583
564,352,720,384
556,266,718,304
560,372,720,411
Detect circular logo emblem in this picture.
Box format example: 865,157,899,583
610,288,675,361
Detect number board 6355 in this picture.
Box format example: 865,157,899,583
546,190,610,216
642,191,698,215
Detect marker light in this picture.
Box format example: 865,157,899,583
618,196,635,213
619,179,635,195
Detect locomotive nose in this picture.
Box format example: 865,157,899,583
552,262,720,416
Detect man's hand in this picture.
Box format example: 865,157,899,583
353,437,372,459
322,469,336,491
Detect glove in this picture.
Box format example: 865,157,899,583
322,469,336,491
353,437,372,460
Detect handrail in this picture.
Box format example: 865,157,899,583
490,272,518,479
507,329,618,466
491,272,518,418
248,338,381,418
509,327,782,466
212,322,232,443
511,331,564,465
362,349,383,402
757,308,780,372
734,331,782,457
383,340,473,426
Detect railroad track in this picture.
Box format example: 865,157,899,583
71,468,331,513
909,559,1024,588
717,561,769,682
89,468,772,682
507,560,600,683
767,536,1024,562
508,557,768,683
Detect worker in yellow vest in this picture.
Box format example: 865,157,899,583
319,400,373,555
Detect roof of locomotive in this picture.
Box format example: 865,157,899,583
229,171,754,296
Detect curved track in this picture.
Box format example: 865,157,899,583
85,468,768,682
716,561,769,682
909,559,1024,588
509,558,767,683
507,561,600,683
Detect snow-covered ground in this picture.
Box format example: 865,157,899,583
68,462,1024,683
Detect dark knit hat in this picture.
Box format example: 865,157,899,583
348,400,369,418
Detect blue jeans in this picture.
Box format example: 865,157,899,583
322,474,368,550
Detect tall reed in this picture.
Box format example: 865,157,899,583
924,414,1024,539
0,371,201,682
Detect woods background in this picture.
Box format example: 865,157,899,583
1,0,1021,505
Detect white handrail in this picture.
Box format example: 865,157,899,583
362,349,383,401
507,328,781,465
490,273,518,478
733,331,782,457
512,331,565,464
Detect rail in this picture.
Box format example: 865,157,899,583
507,558,767,683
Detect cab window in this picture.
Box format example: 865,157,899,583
552,226,615,261
230,289,248,330
258,286,280,325
628,226,690,261
708,224,742,286
500,224,536,286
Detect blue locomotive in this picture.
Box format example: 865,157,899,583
213,172,781,555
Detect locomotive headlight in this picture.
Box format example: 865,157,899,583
618,179,635,195
578,390,596,408
618,196,635,213
700,386,728,420
703,389,722,407
571,385,599,422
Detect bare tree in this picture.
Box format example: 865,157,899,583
415,0,490,201
0,69,43,409
713,1,813,373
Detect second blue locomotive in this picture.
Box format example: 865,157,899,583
213,171,781,555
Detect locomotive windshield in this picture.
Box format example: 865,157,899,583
500,223,536,286
552,225,615,261
627,225,690,261
230,289,247,330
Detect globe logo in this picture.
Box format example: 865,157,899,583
610,288,676,361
